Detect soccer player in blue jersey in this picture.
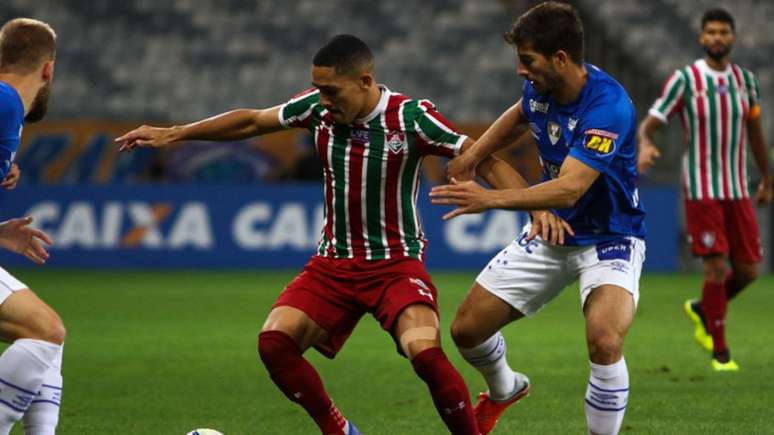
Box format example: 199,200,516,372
0,18,64,435
431,3,645,434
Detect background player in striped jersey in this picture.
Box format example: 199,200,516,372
0,18,66,435
116,34,571,434
637,8,772,371
432,3,645,434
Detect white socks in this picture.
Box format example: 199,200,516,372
0,339,60,435
585,357,629,435
23,344,63,435
458,331,521,400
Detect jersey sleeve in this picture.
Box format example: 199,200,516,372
744,69,762,120
0,94,21,179
413,100,467,157
568,99,630,173
648,69,686,123
278,88,320,130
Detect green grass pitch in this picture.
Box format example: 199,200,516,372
4,270,773,434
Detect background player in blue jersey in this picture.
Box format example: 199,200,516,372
431,3,645,434
0,18,64,435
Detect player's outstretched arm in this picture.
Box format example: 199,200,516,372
746,112,773,204
431,156,599,220
636,115,663,174
446,100,529,180
474,148,574,244
115,106,284,152
0,217,52,265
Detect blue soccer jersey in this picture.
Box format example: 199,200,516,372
522,64,646,245
0,81,23,179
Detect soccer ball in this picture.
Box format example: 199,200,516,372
186,430,224,435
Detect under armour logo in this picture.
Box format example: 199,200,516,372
417,288,433,301
444,401,466,414
409,277,430,290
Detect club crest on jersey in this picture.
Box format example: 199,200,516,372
701,231,716,248
584,129,618,155
548,122,562,145
387,131,407,154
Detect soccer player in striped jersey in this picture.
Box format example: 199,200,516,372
116,34,571,434
432,3,645,434
637,8,772,372
0,18,66,435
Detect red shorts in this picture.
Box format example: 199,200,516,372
684,198,762,263
273,256,439,359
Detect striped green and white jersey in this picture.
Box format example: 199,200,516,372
278,85,466,261
649,59,761,200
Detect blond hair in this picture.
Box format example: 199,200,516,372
0,18,57,74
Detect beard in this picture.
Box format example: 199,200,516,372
703,43,731,62
532,72,561,96
24,81,51,123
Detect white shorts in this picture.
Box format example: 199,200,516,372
476,224,645,317
0,267,28,305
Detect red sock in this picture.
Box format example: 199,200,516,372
258,331,347,434
411,347,478,435
701,281,728,353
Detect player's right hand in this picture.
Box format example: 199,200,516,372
0,216,53,265
115,125,175,152
527,211,574,245
637,141,661,174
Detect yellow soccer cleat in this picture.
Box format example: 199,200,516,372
683,299,713,352
711,358,739,372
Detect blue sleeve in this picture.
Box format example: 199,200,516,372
568,99,630,172
0,142,15,179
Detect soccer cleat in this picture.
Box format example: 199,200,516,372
344,421,362,435
711,358,739,372
474,374,530,435
683,299,713,352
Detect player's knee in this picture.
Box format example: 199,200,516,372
703,257,728,282
734,266,758,286
25,311,66,345
257,330,297,366
587,330,623,363
450,317,480,349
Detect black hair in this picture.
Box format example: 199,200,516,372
702,8,735,31
313,34,374,75
504,1,584,64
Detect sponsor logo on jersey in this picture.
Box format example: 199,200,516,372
584,129,618,155
701,231,716,248
548,122,562,145
596,239,631,262
529,99,549,114
717,84,728,95
567,117,578,132
529,122,541,140
387,131,407,154
351,128,369,144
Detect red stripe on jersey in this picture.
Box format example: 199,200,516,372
690,64,709,199
316,124,335,257
383,95,408,256
731,65,749,197
718,77,730,198
347,124,366,257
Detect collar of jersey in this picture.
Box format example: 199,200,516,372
354,84,390,124
696,58,732,78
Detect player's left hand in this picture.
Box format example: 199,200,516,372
755,178,773,205
430,178,495,220
0,216,53,265
1,163,21,190
527,210,574,245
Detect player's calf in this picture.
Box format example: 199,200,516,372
585,357,629,435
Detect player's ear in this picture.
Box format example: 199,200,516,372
554,50,569,69
41,60,54,82
358,71,373,90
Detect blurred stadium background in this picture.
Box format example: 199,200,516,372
0,1,772,434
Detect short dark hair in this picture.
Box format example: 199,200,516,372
701,8,735,31
504,1,584,64
313,34,374,75
0,18,56,74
